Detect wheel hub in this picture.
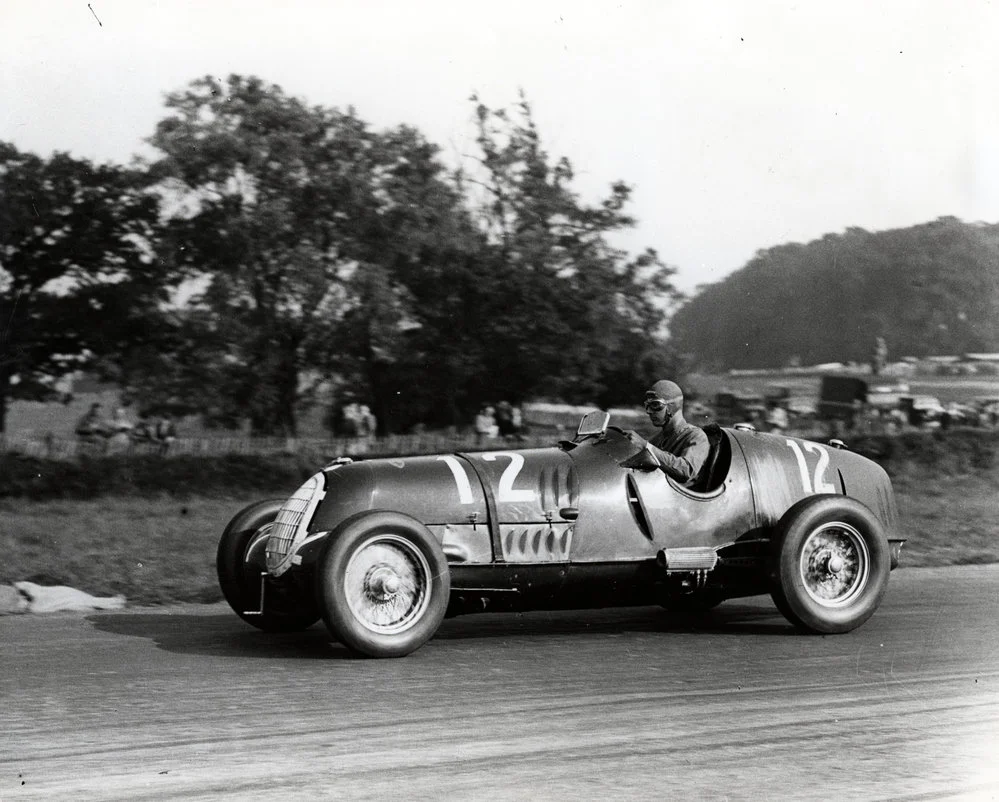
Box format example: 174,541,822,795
366,566,401,601
343,534,433,635
799,523,870,608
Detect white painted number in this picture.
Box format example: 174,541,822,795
785,440,836,494
482,452,536,503
437,455,474,504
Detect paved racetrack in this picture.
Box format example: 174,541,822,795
3,565,998,801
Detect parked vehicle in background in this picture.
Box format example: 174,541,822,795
899,395,945,427
713,391,767,426
816,376,868,423
977,398,999,426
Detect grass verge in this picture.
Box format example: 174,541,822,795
0,495,264,605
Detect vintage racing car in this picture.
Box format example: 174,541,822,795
217,412,904,657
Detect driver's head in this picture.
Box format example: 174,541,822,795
644,380,684,426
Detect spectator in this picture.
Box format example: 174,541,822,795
341,403,362,437
107,407,134,454
510,404,525,440
155,414,177,456
495,401,516,439
766,401,789,434
475,405,497,445
359,405,378,438
75,402,109,455
130,414,156,446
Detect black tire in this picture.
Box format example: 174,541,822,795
316,511,450,658
216,499,321,632
769,495,890,634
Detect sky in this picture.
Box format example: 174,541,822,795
3,1,999,292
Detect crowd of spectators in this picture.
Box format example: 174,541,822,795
75,403,177,456
474,401,524,445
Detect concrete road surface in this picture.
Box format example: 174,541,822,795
3,565,998,801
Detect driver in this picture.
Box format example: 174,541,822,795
624,380,709,487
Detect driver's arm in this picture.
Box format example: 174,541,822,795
643,435,710,485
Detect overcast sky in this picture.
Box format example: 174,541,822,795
3,1,998,291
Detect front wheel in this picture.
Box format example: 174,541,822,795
217,499,321,632
317,511,450,658
769,495,890,634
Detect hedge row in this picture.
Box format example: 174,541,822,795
1,428,996,500
848,428,998,475
0,453,317,500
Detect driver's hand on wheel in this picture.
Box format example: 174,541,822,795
622,430,648,449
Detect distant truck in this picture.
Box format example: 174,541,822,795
818,375,914,426
898,395,944,427
816,376,868,422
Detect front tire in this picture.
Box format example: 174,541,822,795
317,511,450,658
769,495,890,634
217,499,321,632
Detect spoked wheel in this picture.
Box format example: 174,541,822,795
770,495,890,634
216,500,321,632
798,522,870,607
344,534,434,635
317,511,450,658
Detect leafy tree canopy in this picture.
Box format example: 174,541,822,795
142,74,474,435
450,93,684,409
0,142,163,432
136,77,683,434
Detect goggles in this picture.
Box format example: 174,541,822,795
644,399,668,413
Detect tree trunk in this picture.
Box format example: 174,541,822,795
0,364,8,436
369,359,389,437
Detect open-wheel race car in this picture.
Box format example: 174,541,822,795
217,412,905,657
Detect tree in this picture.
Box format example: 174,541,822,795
139,79,683,434
143,75,475,435
0,142,162,433
455,93,682,408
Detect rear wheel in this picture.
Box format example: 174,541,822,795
317,511,450,658
216,500,320,632
770,495,889,634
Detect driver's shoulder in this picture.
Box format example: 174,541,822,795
681,420,710,442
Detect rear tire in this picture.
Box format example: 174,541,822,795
769,495,889,634
217,500,321,632
317,511,450,658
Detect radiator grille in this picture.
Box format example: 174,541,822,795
265,472,325,576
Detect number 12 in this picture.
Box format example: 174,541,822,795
785,440,836,494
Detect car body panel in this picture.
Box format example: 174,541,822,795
312,455,489,530
563,428,758,560
457,449,579,563
731,429,899,539
628,431,757,551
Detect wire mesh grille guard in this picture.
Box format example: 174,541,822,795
265,473,324,576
